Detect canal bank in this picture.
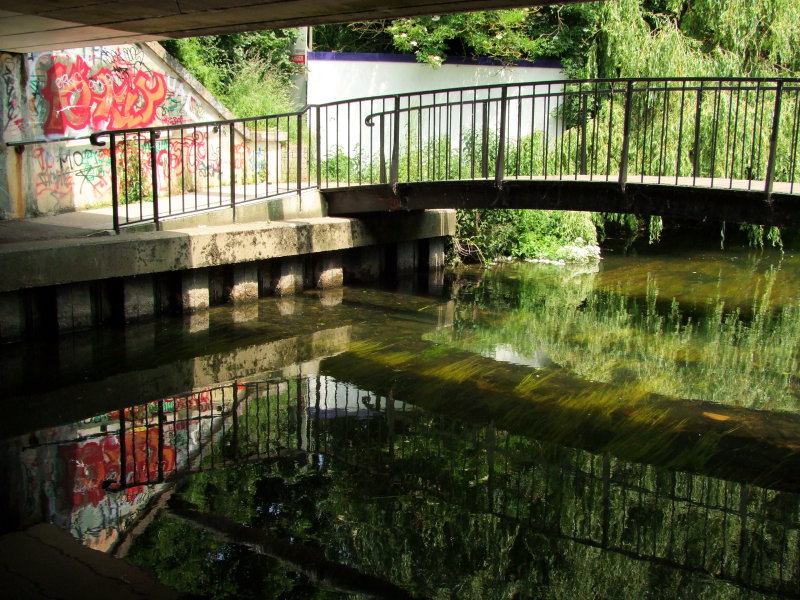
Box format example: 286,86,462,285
0,193,455,340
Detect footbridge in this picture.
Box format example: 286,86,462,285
84,76,800,231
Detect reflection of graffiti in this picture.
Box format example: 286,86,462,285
42,54,167,135
58,430,176,507
17,390,218,552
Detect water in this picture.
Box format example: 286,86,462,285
2,244,800,599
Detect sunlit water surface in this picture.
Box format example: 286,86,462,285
3,243,800,599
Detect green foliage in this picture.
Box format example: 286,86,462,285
162,30,299,117
386,10,543,66
220,58,294,118
118,139,152,205
455,208,598,263
315,1,800,76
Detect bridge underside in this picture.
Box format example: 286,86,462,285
0,0,587,53
324,180,800,229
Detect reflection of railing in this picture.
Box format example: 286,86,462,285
26,375,800,596
86,77,800,231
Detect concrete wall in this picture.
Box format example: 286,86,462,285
306,52,566,162
0,209,455,340
0,42,285,219
307,53,564,104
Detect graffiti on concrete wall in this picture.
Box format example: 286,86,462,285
0,43,284,218
41,53,167,135
2,54,24,139
31,145,112,207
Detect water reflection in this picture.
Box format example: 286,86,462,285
3,247,800,598
3,372,798,598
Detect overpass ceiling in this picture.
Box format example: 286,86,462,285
0,0,592,54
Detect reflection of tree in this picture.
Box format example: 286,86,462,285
127,377,800,599
433,262,800,412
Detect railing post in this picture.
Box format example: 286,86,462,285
379,113,387,184
108,134,119,234
390,95,401,186
619,80,634,191
495,87,508,185
692,82,704,182
481,101,490,178
580,92,588,175
149,130,159,229
229,122,236,221
765,80,784,198
296,113,303,195
315,106,322,189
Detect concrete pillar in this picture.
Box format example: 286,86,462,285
397,241,418,275
345,246,381,283
315,252,343,289
182,269,210,313
57,283,93,331
275,256,304,296
428,237,446,270
124,275,155,322
231,263,259,303
0,291,23,341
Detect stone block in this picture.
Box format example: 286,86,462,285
345,246,381,283
315,252,343,289
124,275,155,322
428,236,446,270
397,241,418,274
56,283,93,331
0,291,23,341
231,263,259,303
182,269,209,313
275,256,304,296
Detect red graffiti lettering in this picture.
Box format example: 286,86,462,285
43,55,167,135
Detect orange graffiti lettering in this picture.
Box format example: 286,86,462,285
43,56,167,135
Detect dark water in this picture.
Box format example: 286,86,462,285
3,245,800,599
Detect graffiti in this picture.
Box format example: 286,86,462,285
42,54,167,135
234,143,253,170
2,55,23,138
31,147,72,202
150,131,224,183
31,145,111,199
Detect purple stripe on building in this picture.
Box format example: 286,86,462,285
307,51,562,69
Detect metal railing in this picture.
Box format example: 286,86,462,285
87,77,800,231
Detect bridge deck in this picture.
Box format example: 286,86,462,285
324,175,800,228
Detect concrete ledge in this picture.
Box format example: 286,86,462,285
0,210,455,293
124,188,326,233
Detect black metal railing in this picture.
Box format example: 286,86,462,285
85,77,800,231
